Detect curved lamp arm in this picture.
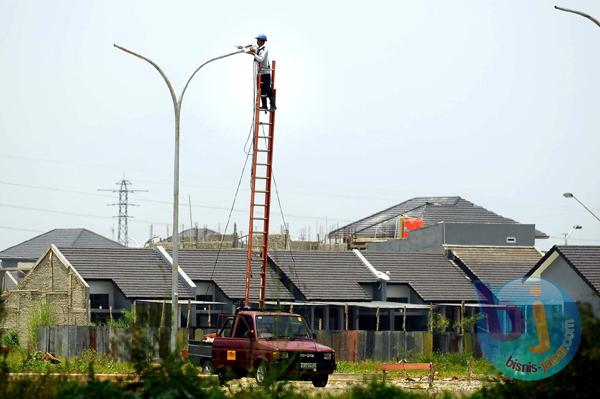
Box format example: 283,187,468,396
113,44,179,116
555,6,600,29
179,49,245,112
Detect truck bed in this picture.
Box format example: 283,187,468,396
188,340,213,366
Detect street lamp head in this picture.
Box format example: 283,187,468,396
563,192,574,198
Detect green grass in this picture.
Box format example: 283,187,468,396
5,349,133,374
336,353,499,378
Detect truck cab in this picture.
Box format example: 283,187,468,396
190,310,336,387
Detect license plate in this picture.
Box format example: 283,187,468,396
300,362,317,369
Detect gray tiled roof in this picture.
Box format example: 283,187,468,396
329,196,548,239
448,246,542,289
58,248,193,299
554,246,600,293
0,229,123,260
171,249,293,301
268,251,374,301
361,252,477,302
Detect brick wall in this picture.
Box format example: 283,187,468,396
0,248,89,346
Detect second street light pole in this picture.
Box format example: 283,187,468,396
114,44,243,352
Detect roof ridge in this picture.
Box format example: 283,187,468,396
0,228,59,255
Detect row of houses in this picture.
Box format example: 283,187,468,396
1,196,598,345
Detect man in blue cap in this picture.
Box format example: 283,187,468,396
238,34,276,111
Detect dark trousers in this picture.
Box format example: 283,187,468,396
259,73,274,108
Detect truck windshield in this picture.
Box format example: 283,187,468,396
255,315,311,339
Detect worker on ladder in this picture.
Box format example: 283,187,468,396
238,34,276,111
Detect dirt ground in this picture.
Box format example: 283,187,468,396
224,374,490,396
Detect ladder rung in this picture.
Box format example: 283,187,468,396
251,203,267,207
255,190,270,194
258,123,272,126
252,231,266,235
256,149,270,153
253,217,269,220
256,163,271,166
255,176,270,180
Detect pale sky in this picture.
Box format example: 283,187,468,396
1,0,599,252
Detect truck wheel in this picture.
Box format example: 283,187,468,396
216,369,228,385
202,360,214,375
312,375,328,388
255,361,269,386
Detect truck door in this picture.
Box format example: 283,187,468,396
212,315,255,372
230,315,255,370
212,316,235,369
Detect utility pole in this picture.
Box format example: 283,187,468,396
114,44,243,353
99,179,147,246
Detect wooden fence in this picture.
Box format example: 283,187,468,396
38,326,480,361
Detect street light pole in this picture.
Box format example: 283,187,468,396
114,44,243,353
563,193,600,223
563,225,582,245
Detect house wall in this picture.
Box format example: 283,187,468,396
443,223,535,246
367,223,537,252
0,250,89,345
368,225,444,253
539,257,600,317
386,284,424,304
88,280,130,314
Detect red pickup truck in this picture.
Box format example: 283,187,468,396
189,310,336,387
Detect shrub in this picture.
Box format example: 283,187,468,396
0,330,18,350
27,301,53,351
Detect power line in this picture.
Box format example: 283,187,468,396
0,225,45,233
0,202,167,226
0,179,352,222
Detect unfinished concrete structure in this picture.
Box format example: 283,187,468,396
0,245,90,345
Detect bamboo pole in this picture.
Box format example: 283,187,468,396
460,301,465,335
403,306,407,332
109,306,113,322
344,304,349,330
376,307,380,331
208,304,212,327
160,300,166,327
186,299,191,329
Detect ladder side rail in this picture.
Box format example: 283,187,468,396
258,60,276,308
245,71,264,307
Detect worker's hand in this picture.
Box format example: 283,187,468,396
248,47,256,54
236,45,244,49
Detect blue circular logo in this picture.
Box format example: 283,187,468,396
474,278,581,380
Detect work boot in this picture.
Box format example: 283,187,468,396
269,96,277,111
260,98,268,112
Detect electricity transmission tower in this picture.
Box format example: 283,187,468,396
98,180,147,246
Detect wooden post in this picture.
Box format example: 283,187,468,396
460,301,465,335
109,306,113,322
344,304,349,331
160,300,166,327
318,318,323,331
429,304,433,333
132,300,137,325
208,304,212,327
467,359,472,385
403,306,407,332
186,299,191,329
290,304,294,313
88,298,92,324
428,363,434,389
376,307,380,331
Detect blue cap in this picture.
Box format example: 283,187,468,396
255,34,267,41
